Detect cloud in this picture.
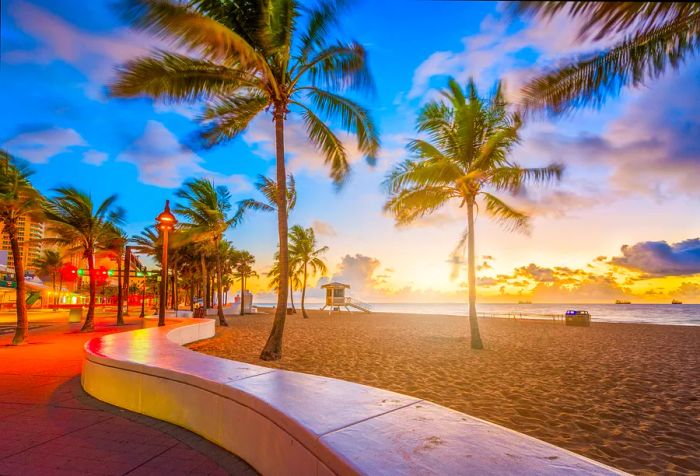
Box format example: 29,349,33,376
408,11,611,100
312,220,337,237
476,277,499,286
82,150,108,166
611,239,700,276
3,127,86,163
117,121,250,190
4,1,157,89
515,263,555,283
328,254,383,295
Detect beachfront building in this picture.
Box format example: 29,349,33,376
0,217,45,271
321,282,371,312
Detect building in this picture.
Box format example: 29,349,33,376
0,217,45,271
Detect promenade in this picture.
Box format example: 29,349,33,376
0,311,254,475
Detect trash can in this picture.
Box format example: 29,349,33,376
565,310,590,327
68,307,83,323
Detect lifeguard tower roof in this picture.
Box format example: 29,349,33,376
321,282,350,289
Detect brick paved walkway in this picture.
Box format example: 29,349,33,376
0,314,256,475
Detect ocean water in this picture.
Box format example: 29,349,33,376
258,302,700,326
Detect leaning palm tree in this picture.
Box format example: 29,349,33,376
0,151,43,344
34,249,65,310
513,2,700,114
175,178,237,326
289,225,328,319
104,225,129,325
111,0,379,361
43,188,125,332
384,78,562,349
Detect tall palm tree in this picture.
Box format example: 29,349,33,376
175,178,237,326
43,188,125,332
0,151,43,344
384,78,562,349
34,249,65,310
111,0,379,361
289,225,328,319
104,225,129,325
232,249,257,315
513,2,700,114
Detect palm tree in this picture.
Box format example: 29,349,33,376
111,0,379,361
237,174,296,217
513,2,700,115
0,151,43,344
175,178,237,326
34,249,65,310
384,78,562,349
43,188,125,332
289,225,328,319
104,225,129,325
267,250,301,313
231,249,257,315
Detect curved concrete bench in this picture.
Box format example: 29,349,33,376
82,319,621,475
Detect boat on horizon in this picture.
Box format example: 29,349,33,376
517,300,532,304
672,299,683,305
615,300,632,305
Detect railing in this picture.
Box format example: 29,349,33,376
478,312,564,321
345,297,372,311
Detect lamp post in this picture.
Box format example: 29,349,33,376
155,200,177,326
140,268,146,318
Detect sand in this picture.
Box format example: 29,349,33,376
189,310,700,474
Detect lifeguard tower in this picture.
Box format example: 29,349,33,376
320,282,371,313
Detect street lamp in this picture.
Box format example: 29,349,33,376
140,268,147,318
156,200,177,326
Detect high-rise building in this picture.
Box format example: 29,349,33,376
0,217,45,271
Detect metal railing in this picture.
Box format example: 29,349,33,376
477,312,564,321
345,297,372,311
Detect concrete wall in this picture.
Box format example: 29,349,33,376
82,319,622,475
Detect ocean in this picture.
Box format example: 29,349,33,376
257,302,700,326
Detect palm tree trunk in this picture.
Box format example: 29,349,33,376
240,276,245,316
9,226,28,345
173,265,178,311
58,275,63,309
190,276,195,311
116,255,124,325
82,250,96,332
261,106,289,361
52,272,57,311
289,283,295,312
467,200,483,350
301,262,309,319
200,253,208,309
215,240,227,326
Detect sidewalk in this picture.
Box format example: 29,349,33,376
0,314,255,475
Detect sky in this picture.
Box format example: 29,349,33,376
1,0,699,303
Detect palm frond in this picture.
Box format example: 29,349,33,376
298,104,349,187
481,192,529,233
199,91,269,146
384,186,456,226
110,51,256,102
120,0,269,69
520,11,700,115
304,86,379,162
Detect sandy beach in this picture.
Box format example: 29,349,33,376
189,310,700,474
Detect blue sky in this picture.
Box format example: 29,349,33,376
2,0,699,303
